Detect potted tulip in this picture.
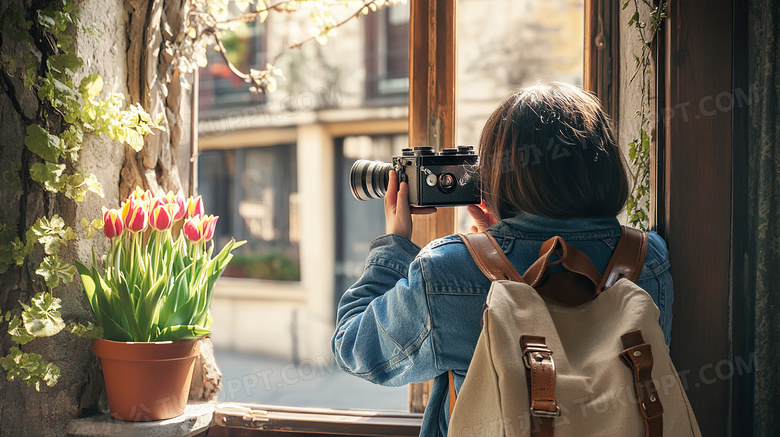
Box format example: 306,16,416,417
76,188,244,421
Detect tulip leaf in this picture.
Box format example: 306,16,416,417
153,325,210,342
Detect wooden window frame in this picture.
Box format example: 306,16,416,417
584,0,620,123
406,0,457,413
206,0,623,432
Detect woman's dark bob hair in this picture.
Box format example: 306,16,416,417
478,82,630,220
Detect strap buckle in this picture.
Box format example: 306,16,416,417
522,347,553,369
530,405,561,418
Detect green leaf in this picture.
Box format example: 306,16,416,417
46,52,83,76
8,315,36,345
98,306,133,342
66,321,104,340
78,73,103,100
23,67,38,88
24,124,61,162
36,11,57,31
60,125,84,163
20,292,66,337
57,34,73,51
623,0,630,10
641,129,651,152
35,255,76,289
153,325,210,342
628,12,639,26
30,215,75,256
0,347,61,391
76,260,100,316
82,172,104,198
30,162,66,193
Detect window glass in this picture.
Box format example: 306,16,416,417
198,0,583,412
364,4,410,100
199,145,300,281
455,0,585,233
198,4,266,117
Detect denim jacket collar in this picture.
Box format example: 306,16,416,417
489,210,622,240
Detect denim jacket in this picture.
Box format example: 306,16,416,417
331,212,673,437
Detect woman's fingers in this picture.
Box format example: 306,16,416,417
385,170,398,211
478,201,498,226
384,171,437,238
396,181,411,217
467,204,491,232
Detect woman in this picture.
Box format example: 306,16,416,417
331,82,673,437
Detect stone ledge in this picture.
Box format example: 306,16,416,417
66,402,215,437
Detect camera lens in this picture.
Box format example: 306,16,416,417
350,160,393,201
438,173,456,193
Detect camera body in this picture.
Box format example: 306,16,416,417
393,146,480,207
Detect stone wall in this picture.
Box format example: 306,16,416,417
0,0,208,435
0,0,128,434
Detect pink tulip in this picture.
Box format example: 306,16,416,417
173,193,186,221
202,215,219,241
102,207,124,239
186,196,204,219
183,216,204,242
121,197,148,233
150,203,176,231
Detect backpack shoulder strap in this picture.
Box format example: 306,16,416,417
597,225,650,291
458,232,524,283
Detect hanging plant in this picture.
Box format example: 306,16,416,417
623,0,667,230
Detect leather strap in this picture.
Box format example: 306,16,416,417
459,232,524,282
597,226,649,291
619,330,663,437
522,236,603,289
448,370,456,419
459,232,605,306
521,336,558,437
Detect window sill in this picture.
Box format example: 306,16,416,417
66,402,215,437
210,403,422,436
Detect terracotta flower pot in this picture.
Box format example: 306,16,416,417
93,338,201,421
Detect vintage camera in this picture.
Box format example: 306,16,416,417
349,145,480,207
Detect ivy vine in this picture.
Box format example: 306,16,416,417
0,0,161,390
624,0,667,231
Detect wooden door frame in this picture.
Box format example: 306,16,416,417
406,0,457,413
655,0,741,435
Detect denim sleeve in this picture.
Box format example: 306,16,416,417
331,234,441,386
636,231,675,347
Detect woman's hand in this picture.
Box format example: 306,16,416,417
385,170,437,239
467,202,498,233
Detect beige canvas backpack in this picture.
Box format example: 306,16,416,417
448,227,701,437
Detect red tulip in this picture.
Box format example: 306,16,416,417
183,216,204,242
150,203,176,231
186,196,204,219
121,197,148,233
173,193,186,221
126,187,151,206
202,215,219,241
102,207,124,239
